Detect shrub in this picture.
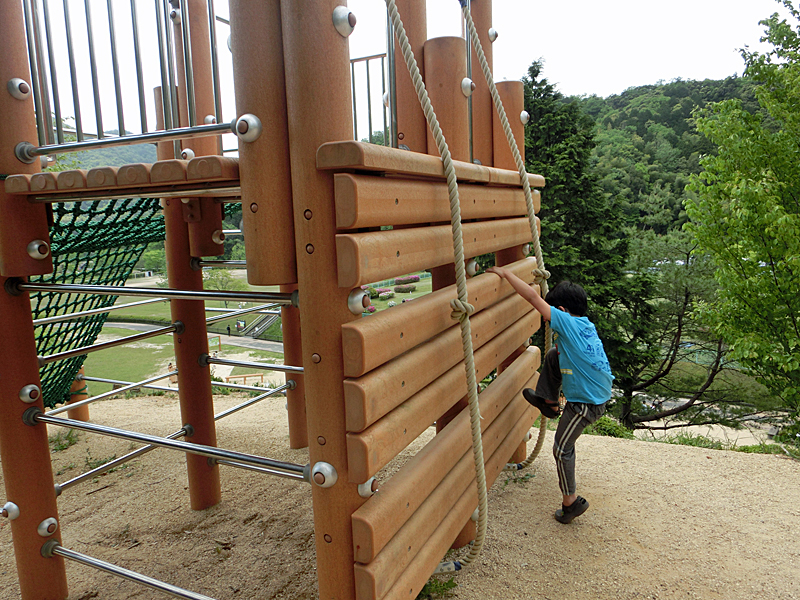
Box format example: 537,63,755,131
584,415,635,439
387,300,396,307
379,291,395,300
364,305,377,314
366,287,379,299
376,287,391,294
394,284,417,293
394,275,420,285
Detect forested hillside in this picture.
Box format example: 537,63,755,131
575,77,760,231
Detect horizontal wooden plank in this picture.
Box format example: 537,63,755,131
3,174,31,194
5,157,240,196
354,386,535,600
150,159,189,183
342,257,541,377
334,173,541,229
317,140,545,188
187,155,239,180
344,293,535,432
30,172,57,192
336,217,539,288
56,169,88,190
346,314,539,483
368,392,539,600
351,347,540,564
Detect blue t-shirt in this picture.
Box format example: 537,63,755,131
549,309,614,405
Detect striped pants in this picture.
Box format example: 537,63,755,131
553,400,606,496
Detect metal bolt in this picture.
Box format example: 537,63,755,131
250,202,258,213
520,110,530,126
488,27,499,43
332,6,356,37
461,77,476,97
317,436,326,446
235,114,263,143
204,115,217,124
311,462,338,488
37,517,58,537
398,132,405,141
466,259,479,277
324,534,333,543
2,502,20,520
306,244,314,254
18,384,41,404
304,209,313,220
27,240,50,260
348,288,370,315
311,353,321,364
7,78,31,100
181,148,195,160
169,7,181,23
358,477,378,498
212,230,225,245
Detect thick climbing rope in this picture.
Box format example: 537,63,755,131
385,0,487,571
460,4,552,471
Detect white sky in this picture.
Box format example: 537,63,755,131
349,0,793,98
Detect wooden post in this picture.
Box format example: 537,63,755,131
279,3,366,597
469,0,493,167
172,0,224,258
0,2,67,597
422,34,476,549
155,89,221,511
229,0,297,285
393,0,428,153
493,79,532,463
66,368,90,422
281,283,307,449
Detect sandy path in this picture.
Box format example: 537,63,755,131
1,393,798,600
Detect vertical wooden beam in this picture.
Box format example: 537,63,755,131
280,3,365,597
493,79,533,463
422,34,476,549
66,368,90,421
155,89,221,511
423,36,469,161
281,283,307,449
172,0,224,258
0,3,67,597
393,0,427,153
229,0,297,285
469,0,493,167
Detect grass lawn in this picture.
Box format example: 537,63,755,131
366,276,433,313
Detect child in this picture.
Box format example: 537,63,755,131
486,267,613,524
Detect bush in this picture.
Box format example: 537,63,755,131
394,275,420,285
387,300,396,307
366,287,379,299
364,305,377,314
584,415,635,439
394,284,416,293
379,291,395,300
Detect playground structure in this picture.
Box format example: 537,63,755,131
0,1,548,599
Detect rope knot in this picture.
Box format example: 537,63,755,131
532,268,550,285
449,298,475,322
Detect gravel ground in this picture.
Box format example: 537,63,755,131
1,394,798,600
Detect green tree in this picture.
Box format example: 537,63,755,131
521,60,656,405
686,0,800,426
202,268,249,307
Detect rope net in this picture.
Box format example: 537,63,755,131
31,198,165,407
32,198,240,408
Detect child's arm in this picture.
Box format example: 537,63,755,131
486,266,551,321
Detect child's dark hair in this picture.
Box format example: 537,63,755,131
545,281,587,317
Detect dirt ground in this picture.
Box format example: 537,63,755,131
1,392,799,600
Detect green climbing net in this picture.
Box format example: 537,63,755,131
31,198,166,408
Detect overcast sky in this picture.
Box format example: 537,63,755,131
349,0,792,98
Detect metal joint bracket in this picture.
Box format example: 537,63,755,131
198,353,210,367
22,406,43,427
41,539,59,558
290,289,299,308
311,462,338,488
189,257,202,271
172,321,185,335
3,278,23,297
287,379,297,390
14,141,37,164
302,463,312,484
357,477,378,498
182,424,194,438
